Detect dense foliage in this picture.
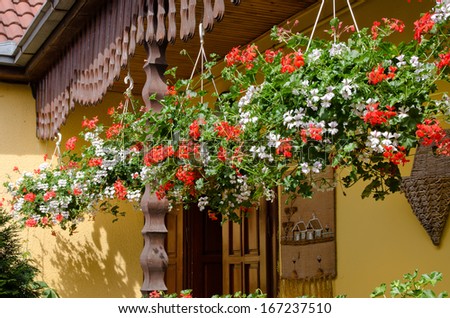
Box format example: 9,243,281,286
0,205,39,297
3,2,450,230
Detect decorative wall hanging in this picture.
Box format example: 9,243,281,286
279,168,336,297
402,130,450,246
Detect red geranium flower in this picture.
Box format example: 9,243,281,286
114,180,128,200
81,116,99,129
189,120,201,140
25,218,38,227
414,12,434,43
175,165,197,186
264,49,281,63
240,44,258,70
363,103,397,126
72,187,82,196
437,51,450,70
156,182,174,200
149,291,161,298
214,121,241,140
167,86,177,96
24,193,36,202
276,138,293,158
225,47,241,67
65,136,77,151
208,210,218,221
144,145,174,165
88,158,103,167
44,190,56,201
218,146,227,162
106,123,123,139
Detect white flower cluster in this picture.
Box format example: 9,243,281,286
85,131,106,157
307,48,322,63
231,174,251,205
409,55,435,82
238,85,258,109
327,121,339,136
283,108,306,129
238,85,259,130
93,169,108,184
37,181,49,191
432,1,450,23
340,79,357,100
320,87,335,108
395,54,407,68
266,132,281,148
437,93,450,116
263,186,275,202
103,186,116,199
13,198,24,212
329,43,349,57
239,111,258,129
250,145,274,161
366,130,401,153
299,161,323,174
127,190,142,202
198,196,209,211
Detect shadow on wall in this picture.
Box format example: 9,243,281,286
48,206,143,298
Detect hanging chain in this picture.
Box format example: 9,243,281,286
186,23,220,103
307,0,360,52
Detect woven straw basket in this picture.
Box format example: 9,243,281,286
401,135,450,246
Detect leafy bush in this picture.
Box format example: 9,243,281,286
0,206,59,297
371,269,448,298
0,207,39,297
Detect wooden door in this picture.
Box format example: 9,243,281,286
222,205,268,295
183,205,223,297
165,206,184,294
166,200,278,297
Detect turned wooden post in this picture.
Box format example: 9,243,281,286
140,41,169,295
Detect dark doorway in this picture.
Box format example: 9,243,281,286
183,205,223,297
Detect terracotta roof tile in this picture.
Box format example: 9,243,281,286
0,0,46,44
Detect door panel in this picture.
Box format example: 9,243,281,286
165,206,183,294
223,206,267,295
184,205,223,297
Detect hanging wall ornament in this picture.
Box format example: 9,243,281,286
401,131,450,246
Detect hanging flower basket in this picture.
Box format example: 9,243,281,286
3,2,450,233
401,130,450,245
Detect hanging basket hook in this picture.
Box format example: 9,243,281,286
54,132,62,146
124,71,134,97
306,0,360,52
199,23,205,45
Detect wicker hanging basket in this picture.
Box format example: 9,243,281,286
401,133,450,246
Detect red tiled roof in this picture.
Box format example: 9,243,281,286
0,0,46,43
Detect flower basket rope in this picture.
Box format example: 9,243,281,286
401,130,450,246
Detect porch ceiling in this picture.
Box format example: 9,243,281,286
0,0,319,93
112,0,319,95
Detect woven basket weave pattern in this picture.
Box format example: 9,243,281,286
401,133,450,246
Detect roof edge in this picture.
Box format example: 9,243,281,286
0,0,76,68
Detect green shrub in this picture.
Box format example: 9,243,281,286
371,270,448,298
0,208,40,297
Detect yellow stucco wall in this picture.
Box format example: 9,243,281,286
1,0,449,298
0,82,143,297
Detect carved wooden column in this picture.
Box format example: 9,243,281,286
142,42,168,111
140,41,169,295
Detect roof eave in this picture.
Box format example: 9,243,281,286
0,0,76,79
